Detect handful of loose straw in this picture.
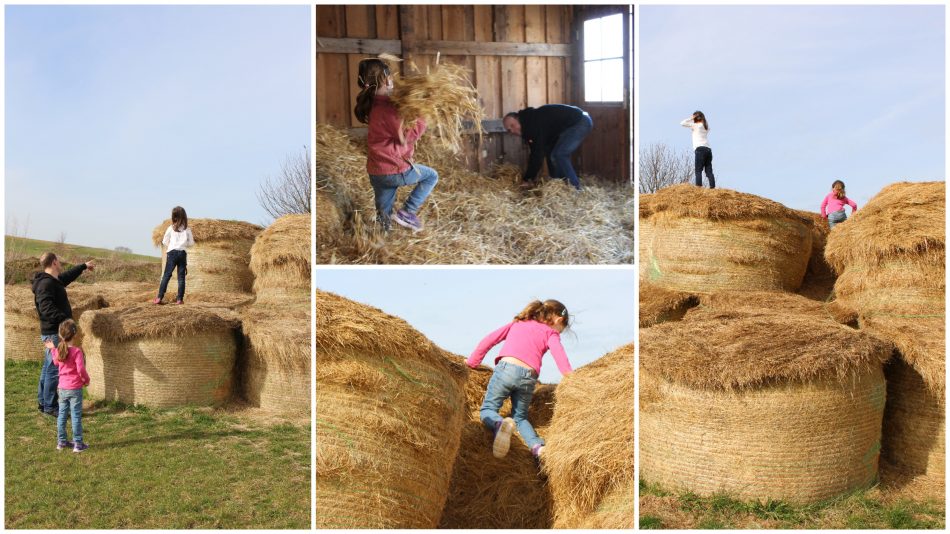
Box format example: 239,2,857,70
390,54,484,154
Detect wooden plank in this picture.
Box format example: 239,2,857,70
316,6,348,126
315,5,344,38
545,5,566,104
315,37,401,55
399,5,417,72
474,5,498,173
497,5,528,167
410,40,571,57
346,6,375,128
375,5,399,39
525,5,546,107
346,119,503,139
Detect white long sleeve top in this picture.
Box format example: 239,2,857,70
680,117,710,149
162,225,195,252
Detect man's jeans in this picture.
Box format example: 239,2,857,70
37,334,60,413
547,114,593,190
479,360,544,449
369,164,439,228
157,249,187,301
57,388,84,444
694,146,716,188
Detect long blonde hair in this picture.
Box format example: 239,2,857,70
514,299,570,330
57,319,78,363
832,180,846,200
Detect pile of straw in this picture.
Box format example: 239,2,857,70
438,364,555,529
543,343,634,528
390,56,484,154
315,290,467,528
4,284,107,361
795,209,835,301
825,181,945,500
240,300,310,417
249,214,311,303
639,282,697,328
639,297,892,504
315,124,634,264
151,219,262,293
80,304,240,408
640,185,813,292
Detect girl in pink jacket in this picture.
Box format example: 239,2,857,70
821,180,858,229
467,299,574,460
45,319,90,453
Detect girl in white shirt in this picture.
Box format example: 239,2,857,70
152,206,194,305
681,111,715,188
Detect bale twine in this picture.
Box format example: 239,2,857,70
438,365,555,529
640,185,812,292
240,300,310,416
315,290,467,529
4,284,106,361
639,281,697,328
543,343,634,529
80,304,240,408
248,214,310,304
640,302,892,504
151,219,262,294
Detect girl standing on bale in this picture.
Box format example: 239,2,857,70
467,299,574,460
681,111,715,189
354,58,438,233
45,319,90,453
152,206,194,305
821,180,858,229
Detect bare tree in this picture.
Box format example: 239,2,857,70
114,246,133,254
639,143,693,194
258,147,312,219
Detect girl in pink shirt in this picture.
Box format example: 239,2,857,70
820,180,858,229
44,319,90,453
467,299,574,460
354,58,438,233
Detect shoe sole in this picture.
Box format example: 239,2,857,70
391,214,422,233
493,418,515,458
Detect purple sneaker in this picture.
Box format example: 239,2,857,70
57,440,74,450
73,442,89,453
391,209,423,232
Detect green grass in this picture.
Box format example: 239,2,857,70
5,361,310,528
5,236,159,263
639,480,944,529
5,236,160,285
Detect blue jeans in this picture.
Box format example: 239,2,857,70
57,388,84,444
694,146,715,188
157,249,187,301
369,164,439,227
479,360,544,449
828,209,847,229
547,114,593,190
37,334,60,413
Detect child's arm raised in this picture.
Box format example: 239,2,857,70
466,322,513,369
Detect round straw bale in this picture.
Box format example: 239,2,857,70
640,185,812,292
80,304,240,408
315,290,467,529
249,214,311,303
439,364,555,529
639,282,697,328
240,302,310,416
151,219,262,293
543,343,634,529
640,307,892,504
4,284,106,360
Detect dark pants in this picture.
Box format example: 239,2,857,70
37,334,60,413
547,114,593,190
694,146,715,188
157,249,187,301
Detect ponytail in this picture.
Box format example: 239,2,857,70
354,59,391,124
57,319,78,363
354,88,376,125
514,299,570,330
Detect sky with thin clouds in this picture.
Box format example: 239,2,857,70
639,5,945,210
317,268,637,385
5,5,310,256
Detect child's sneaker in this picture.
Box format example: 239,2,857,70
151,298,163,305
391,209,423,232
72,442,89,453
175,300,184,305
57,440,74,450
531,444,545,458
492,417,516,459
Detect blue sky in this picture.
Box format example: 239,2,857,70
639,5,945,210
5,5,310,255
317,268,636,384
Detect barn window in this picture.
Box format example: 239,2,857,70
583,13,624,103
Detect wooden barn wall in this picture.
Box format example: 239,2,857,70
317,5,628,182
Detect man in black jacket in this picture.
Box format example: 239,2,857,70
503,104,593,190
32,252,95,416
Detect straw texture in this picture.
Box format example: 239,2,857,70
639,282,697,328
640,185,812,292
543,343,634,528
152,219,262,293
315,290,467,528
240,302,310,416
249,214,311,304
4,284,107,360
795,209,836,301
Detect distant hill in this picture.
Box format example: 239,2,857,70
5,236,160,285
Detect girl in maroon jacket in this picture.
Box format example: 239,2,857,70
354,59,438,232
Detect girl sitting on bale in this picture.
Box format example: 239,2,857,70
821,179,858,229
467,299,574,459
354,58,438,233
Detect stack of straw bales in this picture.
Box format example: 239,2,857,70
315,290,467,528
438,365,556,529
543,343,635,528
640,294,893,503
640,185,813,292
825,181,945,500
795,209,836,300
639,281,697,328
4,284,106,361
248,214,310,304
151,219,262,293
80,304,240,408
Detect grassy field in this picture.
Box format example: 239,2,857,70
639,479,944,529
5,236,160,285
5,361,310,529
